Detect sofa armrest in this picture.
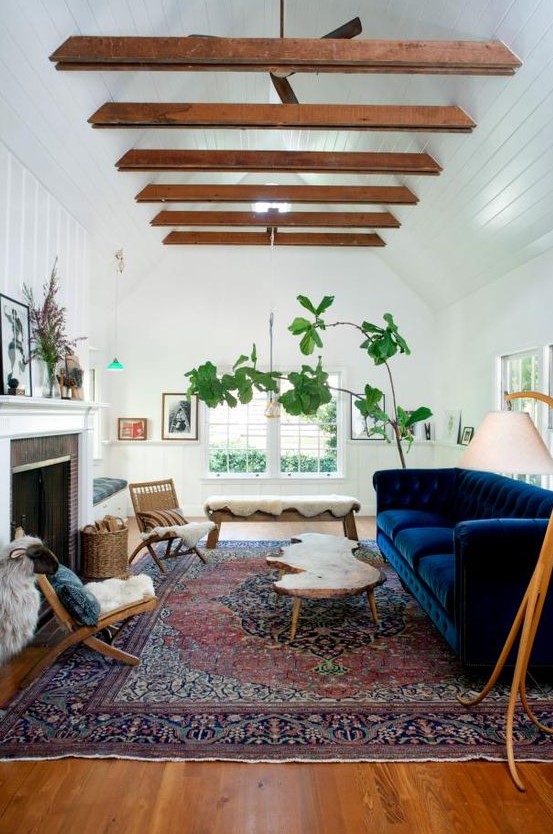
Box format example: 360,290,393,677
454,517,548,571
373,468,457,514
454,518,551,665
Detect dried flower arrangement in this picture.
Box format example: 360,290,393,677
22,258,86,396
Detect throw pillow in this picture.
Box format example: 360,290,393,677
49,565,101,626
137,508,187,531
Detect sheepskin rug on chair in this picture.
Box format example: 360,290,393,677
0,534,59,665
85,574,155,615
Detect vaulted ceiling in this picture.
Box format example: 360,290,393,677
1,0,552,310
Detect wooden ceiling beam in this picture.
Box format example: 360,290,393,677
118,149,442,175
90,102,475,132
135,183,419,204
51,37,521,75
163,231,386,246
151,210,400,228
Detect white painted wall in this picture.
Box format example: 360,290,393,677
103,245,438,515
0,139,90,395
435,247,553,456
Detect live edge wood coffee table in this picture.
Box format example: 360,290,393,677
266,533,385,641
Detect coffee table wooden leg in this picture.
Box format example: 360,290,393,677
289,598,302,641
367,589,379,623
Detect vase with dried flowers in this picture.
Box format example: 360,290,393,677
22,258,86,397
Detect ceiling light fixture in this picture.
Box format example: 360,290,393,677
253,201,291,214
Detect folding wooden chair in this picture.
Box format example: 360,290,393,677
19,573,157,689
128,478,210,572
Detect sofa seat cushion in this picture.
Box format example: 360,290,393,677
378,509,453,540
394,527,455,570
417,554,455,613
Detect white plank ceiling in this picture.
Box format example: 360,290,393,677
1,0,552,309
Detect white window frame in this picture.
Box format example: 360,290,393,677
204,371,344,481
499,347,546,485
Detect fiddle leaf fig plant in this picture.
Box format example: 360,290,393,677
185,295,432,468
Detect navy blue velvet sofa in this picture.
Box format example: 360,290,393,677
373,467,553,667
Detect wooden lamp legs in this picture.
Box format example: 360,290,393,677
457,509,553,790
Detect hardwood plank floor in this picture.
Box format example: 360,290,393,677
1,517,552,834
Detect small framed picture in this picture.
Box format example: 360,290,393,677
443,409,462,444
350,394,386,440
118,417,147,441
162,393,198,440
460,426,474,446
0,294,33,396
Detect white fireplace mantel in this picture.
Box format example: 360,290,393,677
0,396,107,547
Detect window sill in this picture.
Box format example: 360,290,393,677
202,474,345,484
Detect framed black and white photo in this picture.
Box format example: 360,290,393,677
0,294,32,396
350,394,386,440
460,426,474,446
162,393,198,440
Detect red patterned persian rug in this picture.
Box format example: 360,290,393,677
1,540,552,762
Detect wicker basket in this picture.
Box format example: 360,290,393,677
81,516,129,580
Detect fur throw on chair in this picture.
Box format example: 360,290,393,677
85,574,155,615
0,533,59,665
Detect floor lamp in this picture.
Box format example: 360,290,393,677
457,394,553,791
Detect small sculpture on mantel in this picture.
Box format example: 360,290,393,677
58,353,84,400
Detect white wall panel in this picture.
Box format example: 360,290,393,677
0,137,90,393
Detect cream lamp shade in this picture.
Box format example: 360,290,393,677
458,410,553,474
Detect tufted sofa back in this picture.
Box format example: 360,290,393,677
373,467,553,523
453,468,553,521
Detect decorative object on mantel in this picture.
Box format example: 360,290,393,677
58,353,84,400
0,293,33,396
185,295,431,468
22,258,86,398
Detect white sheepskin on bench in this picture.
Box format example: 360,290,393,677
85,574,155,615
203,494,361,518
140,520,215,547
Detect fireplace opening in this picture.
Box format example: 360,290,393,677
11,456,71,565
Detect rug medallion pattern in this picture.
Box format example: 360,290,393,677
1,541,552,762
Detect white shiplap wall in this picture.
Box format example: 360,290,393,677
0,138,90,394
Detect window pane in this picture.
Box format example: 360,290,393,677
208,394,267,474
501,349,539,424
279,375,339,475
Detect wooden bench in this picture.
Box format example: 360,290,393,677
203,494,361,548
267,532,385,641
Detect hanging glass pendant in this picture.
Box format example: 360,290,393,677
264,393,281,419
265,311,280,418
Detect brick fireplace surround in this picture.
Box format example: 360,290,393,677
0,396,101,567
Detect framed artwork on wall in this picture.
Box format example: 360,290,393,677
117,417,147,441
162,393,198,440
350,395,386,440
443,409,462,444
0,294,33,396
460,426,474,446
